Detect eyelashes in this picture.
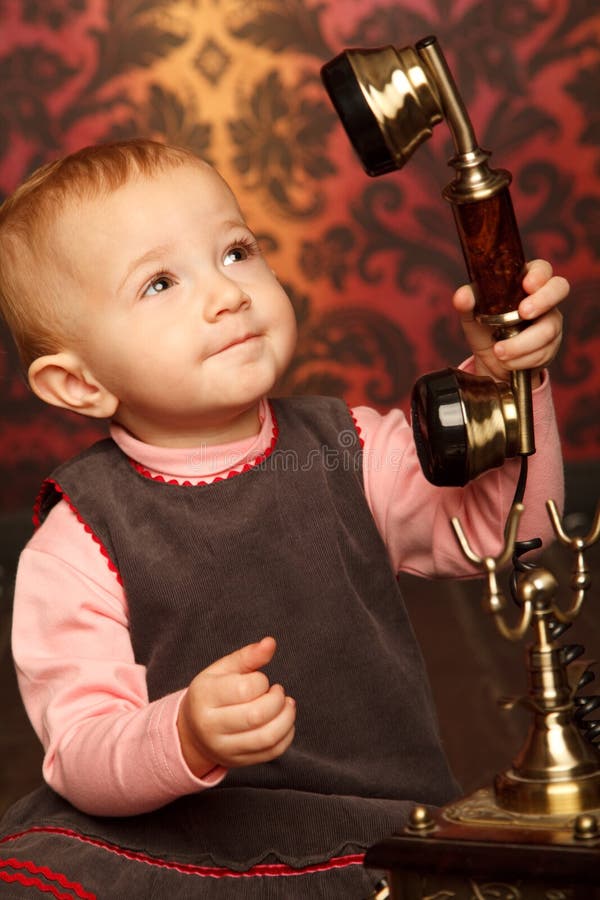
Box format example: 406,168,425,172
223,234,261,265
141,272,176,298
138,233,261,298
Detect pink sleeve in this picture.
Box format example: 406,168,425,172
12,500,225,816
353,367,564,578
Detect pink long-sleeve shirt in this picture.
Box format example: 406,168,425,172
12,375,563,816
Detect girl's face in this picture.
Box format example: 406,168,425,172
55,163,297,446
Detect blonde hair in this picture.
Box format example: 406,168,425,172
0,139,203,370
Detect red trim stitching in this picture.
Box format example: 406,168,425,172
33,479,122,587
0,829,364,880
0,856,94,898
32,481,48,529
0,870,78,900
0,856,95,899
347,406,365,449
130,405,280,486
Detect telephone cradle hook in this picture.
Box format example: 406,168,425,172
452,500,600,816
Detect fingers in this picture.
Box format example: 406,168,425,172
494,308,563,371
200,635,280,713
451,282,476,318
452,259,568,378
208,692,296,768
522,258,553,292
185,680,296,769
518,274,570,321
498,262,567,371
213,683,288,734
206,672,280,716
205,636,277,677
453,261,569,320
179,638,297,772
189,637,280,714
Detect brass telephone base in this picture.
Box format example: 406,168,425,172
444,786,600,835
366,789,600,899
495,766,600,817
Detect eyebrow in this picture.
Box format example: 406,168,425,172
222,218,251,232
118,244,174,292
117,220,251,292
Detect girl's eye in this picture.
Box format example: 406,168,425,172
223,238,259,267
143,275,173,297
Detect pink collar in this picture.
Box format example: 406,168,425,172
110,398,275,484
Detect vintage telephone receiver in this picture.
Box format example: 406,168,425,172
321,35,533,487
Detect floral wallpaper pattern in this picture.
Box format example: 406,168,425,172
0,0,598,511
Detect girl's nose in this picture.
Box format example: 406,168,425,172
203,273,251,320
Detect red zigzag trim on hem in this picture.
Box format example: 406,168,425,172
0,854,96,899
0,829,365,880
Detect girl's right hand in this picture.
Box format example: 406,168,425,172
176,636,296,777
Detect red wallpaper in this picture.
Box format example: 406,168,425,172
1,0,598,512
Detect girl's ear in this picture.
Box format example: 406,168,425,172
28,352,119,419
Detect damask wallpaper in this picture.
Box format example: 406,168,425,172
0,0,598,513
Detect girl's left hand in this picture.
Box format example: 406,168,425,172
452,259,568,386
